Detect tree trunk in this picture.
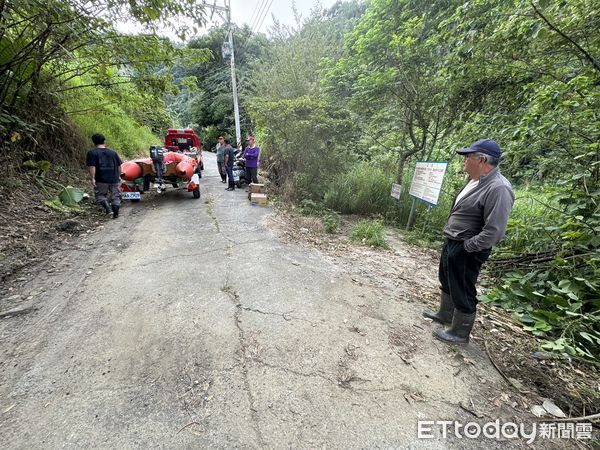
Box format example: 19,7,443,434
396,154,406,185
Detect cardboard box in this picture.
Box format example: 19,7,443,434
248,183,265,200
249,183,265,194
250,193,268,207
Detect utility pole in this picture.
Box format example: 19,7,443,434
228,27,242,149
202,0,242,148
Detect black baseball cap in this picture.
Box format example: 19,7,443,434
457,139,501,158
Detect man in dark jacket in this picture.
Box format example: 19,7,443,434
424,139,514,344
215,135,226,183
222,139,237,191
86,133,123,218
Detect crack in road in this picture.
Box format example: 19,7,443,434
221,278,266,447
108,246,231,269
205,194,220,232
240,305,295,321
253,359,335,384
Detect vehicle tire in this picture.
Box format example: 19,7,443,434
143,176,150,192
193,187,200,199
236,181,241,188
172,182,178,188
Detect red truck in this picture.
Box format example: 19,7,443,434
165,128,204,170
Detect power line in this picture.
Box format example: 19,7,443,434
251,0,270,32
201,1,242,147
250,0,268,31
237,0,268,57
253,0,274,33
247,0,266,32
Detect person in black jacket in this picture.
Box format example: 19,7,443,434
222,139,237,191
86,134,123,218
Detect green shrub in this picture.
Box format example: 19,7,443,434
351,219,388,248
324,162,395,215
298,199,340,233
71,106,158,159
63,82,159,159
299,199,326,216
251,96,355,203
482,186,600,361
497,188,561,255
322,212,340,233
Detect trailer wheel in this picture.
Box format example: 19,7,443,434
193,187,200,199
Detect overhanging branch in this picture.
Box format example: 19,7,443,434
530,1,600,74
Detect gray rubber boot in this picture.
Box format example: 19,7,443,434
423,291,454,325
111,204,120,219
433,309,476,345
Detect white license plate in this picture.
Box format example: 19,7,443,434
122,192,141,200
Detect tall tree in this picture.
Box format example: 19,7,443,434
168,24,267,145
325,0,467,187
0,0,208,142
246,2,365,200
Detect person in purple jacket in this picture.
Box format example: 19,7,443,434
243,135,260,187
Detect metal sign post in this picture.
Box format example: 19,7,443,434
406,197,417,230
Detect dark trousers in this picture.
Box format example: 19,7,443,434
438,239,491,314
217,161,226,181
95,182,121,207
226,165,235,188
246,167,258,185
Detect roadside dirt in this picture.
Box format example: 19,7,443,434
0,160,103,284
271,211,600,421
0,153,596,448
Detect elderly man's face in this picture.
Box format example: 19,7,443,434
463,154,487,180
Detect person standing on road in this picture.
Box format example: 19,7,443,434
243,135,260,188
215,135,226,183
222,139,236,191
423,139,514,345
86,133,123,219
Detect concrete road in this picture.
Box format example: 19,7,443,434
0,152,516,448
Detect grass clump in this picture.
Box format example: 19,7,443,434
351,219,388,248
323,211,340,233
324,162,395,215
298,199,340,233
